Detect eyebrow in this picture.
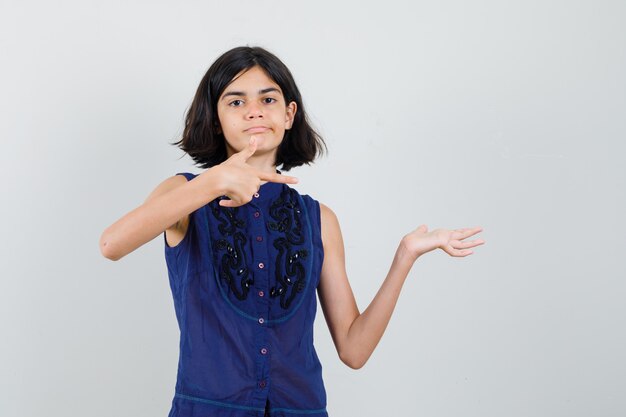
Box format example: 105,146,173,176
221,87,281,100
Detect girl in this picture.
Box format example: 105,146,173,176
100,46,484,417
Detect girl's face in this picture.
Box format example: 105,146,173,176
217,66,297,160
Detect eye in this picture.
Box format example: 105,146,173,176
263,97,277,104
229,99,244,107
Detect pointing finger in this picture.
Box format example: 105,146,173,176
258,171,299,185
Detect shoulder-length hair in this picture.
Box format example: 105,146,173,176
172,46,326,171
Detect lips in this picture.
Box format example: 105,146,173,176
245,126,271,133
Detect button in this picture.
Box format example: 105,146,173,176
260,348,268,355
258,262,265,269
254,192,260,198
256,236,263,242
258,290,264,297
259,380,266,388
258,317,265,324
254,211,260,218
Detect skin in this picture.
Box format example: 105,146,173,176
100,65,485,370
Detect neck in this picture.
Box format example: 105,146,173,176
247,155,278,179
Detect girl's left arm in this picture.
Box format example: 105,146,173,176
317,203,484,370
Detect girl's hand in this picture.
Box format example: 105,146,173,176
205,136,298,208
400,225,485,261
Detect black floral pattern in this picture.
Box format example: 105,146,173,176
267,188,308,309
208,187,310,312
210,203,253,300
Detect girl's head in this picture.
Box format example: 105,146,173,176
174,46,326,171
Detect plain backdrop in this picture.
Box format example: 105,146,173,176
1,1,625,416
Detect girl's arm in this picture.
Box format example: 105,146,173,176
317,203,484,369
100,137,297,261
99,173,220,261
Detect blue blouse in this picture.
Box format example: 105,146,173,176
164,172,328,417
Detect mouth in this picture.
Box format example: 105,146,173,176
245,126,271,134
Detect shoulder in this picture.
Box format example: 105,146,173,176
318,202,342,246
319,202,337,221
144,173,191,204
144,174,193,236
296,193,337,222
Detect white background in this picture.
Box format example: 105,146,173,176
1,1,625,416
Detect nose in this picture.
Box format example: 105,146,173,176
245,102,263,119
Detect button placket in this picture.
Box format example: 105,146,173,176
249,199,271,395
252,207,267,296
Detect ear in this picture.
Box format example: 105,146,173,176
284,101,297,130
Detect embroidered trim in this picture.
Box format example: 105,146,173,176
268,188,308,309
210,204,253,300
206,187,315,323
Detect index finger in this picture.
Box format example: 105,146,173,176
258,171,299,185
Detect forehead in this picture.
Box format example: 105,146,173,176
222,66,281,95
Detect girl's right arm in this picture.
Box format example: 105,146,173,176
99,136,297,261
99,171,223,261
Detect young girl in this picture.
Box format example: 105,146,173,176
100,46,484,417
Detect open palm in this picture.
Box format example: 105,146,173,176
402,225,485,259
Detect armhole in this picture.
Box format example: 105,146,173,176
313,199,323,258
303,195,324,278
303,195,322,238
163,172,197,251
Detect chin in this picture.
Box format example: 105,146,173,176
254,135,283,149
253,135,267,146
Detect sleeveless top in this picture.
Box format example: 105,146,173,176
164,172,328,417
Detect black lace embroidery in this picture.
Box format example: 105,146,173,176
267,188,308,309
208,187,310,312
210,203,253,300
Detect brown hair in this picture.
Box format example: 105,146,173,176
172,46,326,171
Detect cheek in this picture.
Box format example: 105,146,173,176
217,113,236,131
216,107,232,126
